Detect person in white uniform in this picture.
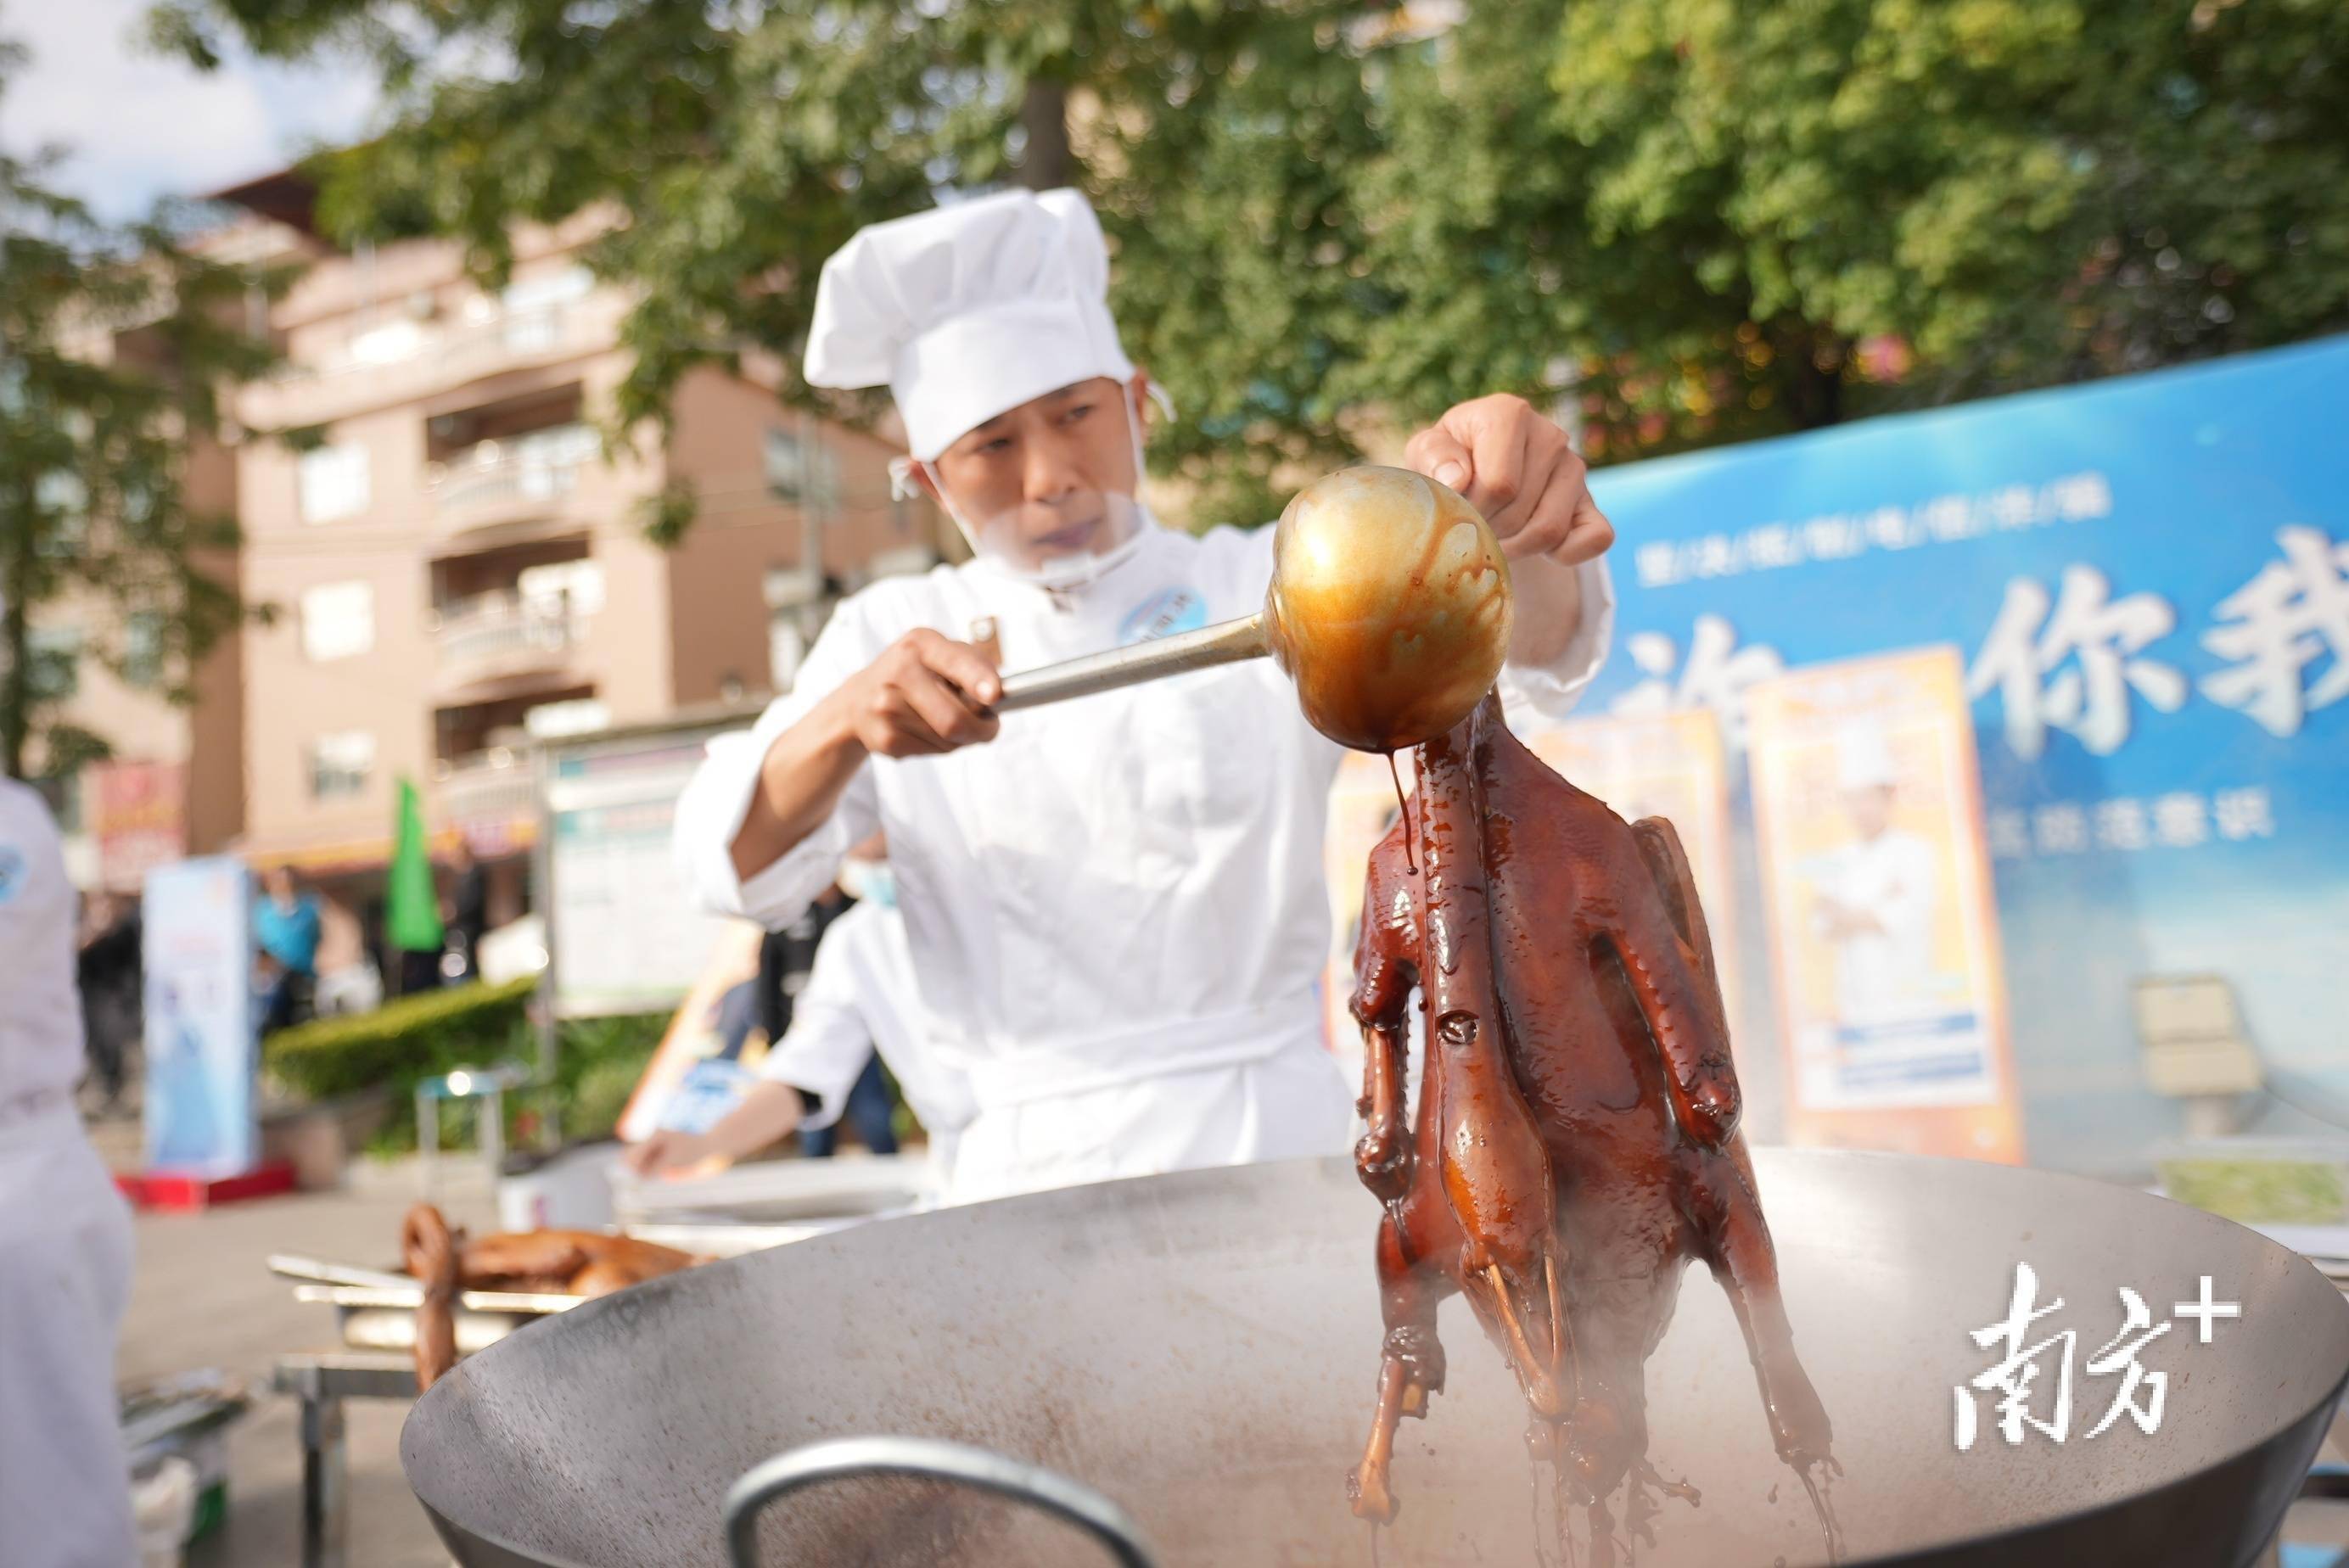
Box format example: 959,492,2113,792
660,187,1617,1204
0,778,137,1568
1807,736,1942,1026
627,851,975,1187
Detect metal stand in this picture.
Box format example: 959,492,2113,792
271,1352,418,1568
723,1436,1158,1568
414,1064,531,1195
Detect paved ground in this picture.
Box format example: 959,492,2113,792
111,1122,493,1568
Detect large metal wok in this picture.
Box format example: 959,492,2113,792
405,1150,2349,1567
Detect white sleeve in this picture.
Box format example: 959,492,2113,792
672,603,886,930
1495,555,1616,727
751,910,876,1130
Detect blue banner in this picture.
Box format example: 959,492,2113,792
142,857,259,1177
1582,336,2349,1175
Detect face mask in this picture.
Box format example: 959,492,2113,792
891,384,1174,593
838,859,896,909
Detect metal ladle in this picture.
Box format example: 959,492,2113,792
993,466,1516,753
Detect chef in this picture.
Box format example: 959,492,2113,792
670,187,1617,1203
1807,735,1943,1026
0,776,138,1567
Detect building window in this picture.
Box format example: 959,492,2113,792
123,613,165,689
299,581,376,662
764,426,834,503
498,265,592,351
309,731,375,799
34,470,87,557
298,442,370,524
27,624,81,702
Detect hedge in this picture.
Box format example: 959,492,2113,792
263,978,670,1153
264,977,539,1104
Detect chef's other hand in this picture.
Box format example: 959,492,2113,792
1407,394,1614,567
838,629,1002,758
623,1129,717,1178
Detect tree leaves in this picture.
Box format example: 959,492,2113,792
0,48,287,776
143,0,2349,524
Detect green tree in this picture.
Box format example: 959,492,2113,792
1351,0,2349,462
0,39,289,780
1337,3,1814,462
149,0,1384,531
151,0,2349,498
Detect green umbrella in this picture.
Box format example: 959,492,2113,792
386,776,446,954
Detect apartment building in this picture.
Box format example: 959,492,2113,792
45,170,950,949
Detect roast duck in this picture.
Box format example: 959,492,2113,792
1345,692,1838,1561
401,1202,698,1391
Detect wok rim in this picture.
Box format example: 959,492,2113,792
401,1149,2349,1568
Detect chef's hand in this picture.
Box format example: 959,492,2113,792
622,1130,720,1179
1407,394,1613,566
833,629,1002,758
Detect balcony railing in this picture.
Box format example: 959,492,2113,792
433,591,588,690
239,288,630,430
434,749,536,827
425,424,600,526
281,300,594,389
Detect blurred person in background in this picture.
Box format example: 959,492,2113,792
630,839,967,1184
0,777,139,1567
1806,736,1941,1026
76,889,143,1112
446,837,490,982
253,865,322,1035
702,838,864,1067
795,841,903,1158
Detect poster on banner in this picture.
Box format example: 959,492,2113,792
141,857,258,1178
93,760,185,893
1523,709,1740,1041
1581,338,2349,1173
1746,648,2024,1162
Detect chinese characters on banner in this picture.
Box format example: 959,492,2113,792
1582,339,2349,1170
1746,648,2025,1162
1609,520,2346,777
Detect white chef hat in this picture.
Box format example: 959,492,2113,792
1835,732,1901,792
804,188,1139,462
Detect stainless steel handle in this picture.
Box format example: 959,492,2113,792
723,1435,1158,1568
994,613,1267,713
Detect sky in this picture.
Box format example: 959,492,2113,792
0,0,384,221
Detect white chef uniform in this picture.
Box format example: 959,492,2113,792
674,188,1616,1203
0,778,137,1568
681,527,1612,1202
754,898,976,1187
1812,828,1941,1025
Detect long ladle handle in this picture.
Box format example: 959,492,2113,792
723,1435,1159,1568
993,613,1268,713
